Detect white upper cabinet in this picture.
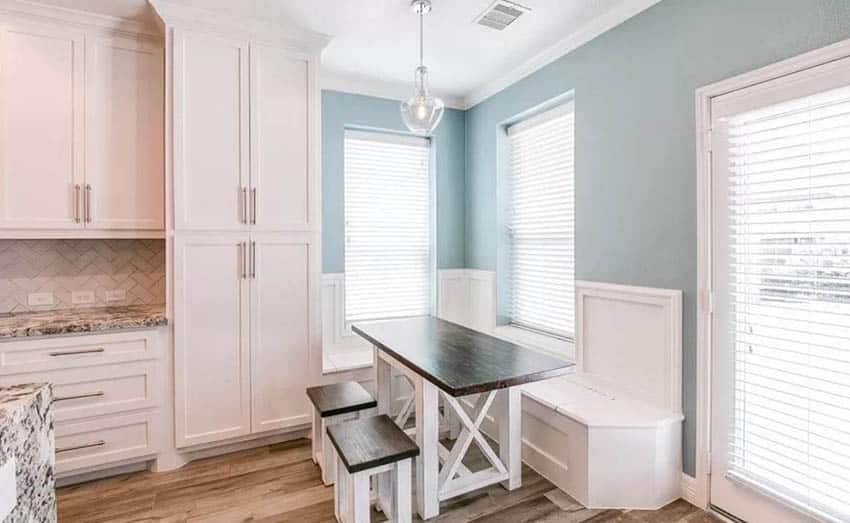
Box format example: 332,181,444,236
0,22,84,229
173,30,249,231
86,36,164,230
0,13,165,235
250,45,311,231
249,234,313,433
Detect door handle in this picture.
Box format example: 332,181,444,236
241,187,248,224
85,184,92,223
239,242,247,279
57,440,105,453
251,188,257,225
251,241,256,279
54,391,105,402
49,347,105,357
74,184,81,223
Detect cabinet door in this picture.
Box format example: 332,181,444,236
250,45,312,231
86,36,164,230
249,234,314,433
173,29,249,231
0,22,84,229
174,234,251,447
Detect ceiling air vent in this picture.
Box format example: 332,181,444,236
475,0,531,31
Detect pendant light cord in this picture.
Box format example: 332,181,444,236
419,4,424,67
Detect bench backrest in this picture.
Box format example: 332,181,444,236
575,281,682,415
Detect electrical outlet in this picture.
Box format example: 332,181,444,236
0,458,16,520
27,292,54,306
105,289,126,302
71,291,95,305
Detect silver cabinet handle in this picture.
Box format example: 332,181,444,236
49,348,104,357
241,187,248,224
250,241,256,279
57,440,106,453
250,188,257,225
74,184,81,223
240,242,247,279
85,184,92,223
54,391,104,402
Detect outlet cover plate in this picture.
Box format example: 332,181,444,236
105,289,126,302
71,291,95,305
27,292,54,306
0,458,16,520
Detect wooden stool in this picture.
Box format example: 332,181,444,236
306,381,377,485
328,415,419,523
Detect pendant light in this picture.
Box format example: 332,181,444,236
400,0,445,136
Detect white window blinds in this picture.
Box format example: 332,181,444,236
344,130,432,322
726,84,850,522
507,103,575,338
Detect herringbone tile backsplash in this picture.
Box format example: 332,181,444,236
0,239,165,314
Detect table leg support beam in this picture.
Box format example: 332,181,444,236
497,387,522,490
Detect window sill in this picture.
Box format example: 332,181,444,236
492,325,576,362
322,347,373,374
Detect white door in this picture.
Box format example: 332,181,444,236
710,56,850,523
249,45,312,231
174,234,251,447
0,22,84,229
86,35,164,230
173,29,249,231
249,233,313,433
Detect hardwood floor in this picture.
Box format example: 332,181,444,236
57,438,718,522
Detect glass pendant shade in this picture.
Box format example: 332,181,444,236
401,66,445,136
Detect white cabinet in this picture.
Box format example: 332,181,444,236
174,235,251,447
0,18,164,234
250,234,313,432
250,45,312,231
86,35,164,230
174,233,315,446
173,30,249,231
0,22,84,229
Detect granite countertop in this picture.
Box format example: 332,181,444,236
0,304,167,339
0,383,50,418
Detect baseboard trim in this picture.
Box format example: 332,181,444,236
681,473,698,506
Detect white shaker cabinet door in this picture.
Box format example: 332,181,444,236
0,22,84,229
174,234,251,447
249,45,312,231
249,233,314,433
173,30,249,231
86,36,164,230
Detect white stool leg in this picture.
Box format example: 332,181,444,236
393,458,412,523
311,408,321,464
351,470,371,523
335,460,348,523
322,417,337,485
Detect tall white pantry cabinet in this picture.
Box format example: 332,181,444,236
152,2,327,448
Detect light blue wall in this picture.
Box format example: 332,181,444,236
463,0,850,476
322,90,466,273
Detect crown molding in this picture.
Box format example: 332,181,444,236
321,69,466,110
462,0,663,109
149,0,331,54
0,0,161,37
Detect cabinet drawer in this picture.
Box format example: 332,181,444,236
0,362,158,421
0,331,158,374
55,412,157,475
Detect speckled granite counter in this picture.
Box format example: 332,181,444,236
0,304,167,339
0,383,55,522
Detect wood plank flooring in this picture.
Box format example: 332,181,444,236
57,438,718,522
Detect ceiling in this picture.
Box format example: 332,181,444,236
28,0,659,108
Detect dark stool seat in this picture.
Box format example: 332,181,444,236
306,381,377,486
306,381,376,418
328,415,418,522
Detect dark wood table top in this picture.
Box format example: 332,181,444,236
352,316,574,397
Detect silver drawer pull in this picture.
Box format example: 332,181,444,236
54,391,104,402
49,348,105,357
57,440,106,453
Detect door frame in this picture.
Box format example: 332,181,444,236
694,37,850,513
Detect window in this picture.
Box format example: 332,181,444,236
506,103,575,338
719,82,850,521
344,130,432,322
